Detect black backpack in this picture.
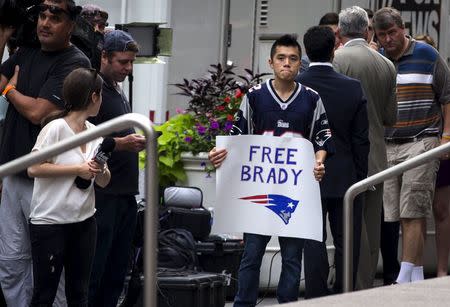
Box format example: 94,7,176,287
158,228,198,270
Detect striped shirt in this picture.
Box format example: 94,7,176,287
383,38,450,139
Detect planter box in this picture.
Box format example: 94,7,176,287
179,152,216,210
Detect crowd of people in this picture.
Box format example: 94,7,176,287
0,1,450,307
210,5,450,307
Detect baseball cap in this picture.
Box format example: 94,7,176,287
103,30,135,52
81,4,108,20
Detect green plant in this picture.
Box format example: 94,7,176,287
140,63,270,187
139,113,195,187
173,63,269,153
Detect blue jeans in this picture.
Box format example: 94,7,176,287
234,233,304,307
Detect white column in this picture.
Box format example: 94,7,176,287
123,0,171,124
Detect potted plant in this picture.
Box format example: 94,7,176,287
140,63,269,189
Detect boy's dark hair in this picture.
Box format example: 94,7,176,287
42,67,103,126
270,34,301,59
319,12,339,26
303,26,335,63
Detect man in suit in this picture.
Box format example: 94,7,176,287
332,6,397,289
296,25,370,296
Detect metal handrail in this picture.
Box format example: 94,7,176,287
0,113,158,307
343,141,450,293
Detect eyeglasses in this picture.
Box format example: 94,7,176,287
37,4,71,17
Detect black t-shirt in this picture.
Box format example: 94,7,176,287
89,75,139,195
0,45,90,176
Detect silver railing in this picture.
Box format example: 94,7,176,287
0,113,159,307
343,141,450,292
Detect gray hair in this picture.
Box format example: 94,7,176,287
338,6,369,38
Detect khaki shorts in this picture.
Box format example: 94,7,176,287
383,137,440,222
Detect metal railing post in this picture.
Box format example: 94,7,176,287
0,113,158,307
343,141,450,293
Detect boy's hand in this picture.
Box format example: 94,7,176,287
208,147,228,168
313,160,325,182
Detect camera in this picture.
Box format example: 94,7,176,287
0,0,41,48
0,0,102,67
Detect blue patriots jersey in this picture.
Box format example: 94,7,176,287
234,79,333,153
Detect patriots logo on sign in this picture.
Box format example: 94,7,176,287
240,194,300,225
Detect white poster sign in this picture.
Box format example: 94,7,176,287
213,135,323,241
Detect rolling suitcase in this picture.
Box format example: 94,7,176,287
157,270,227,307
196,236,244,299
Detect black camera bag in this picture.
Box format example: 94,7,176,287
159,186,212,240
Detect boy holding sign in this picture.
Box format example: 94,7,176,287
209,35,333,306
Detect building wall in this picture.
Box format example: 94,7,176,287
165,0,224,119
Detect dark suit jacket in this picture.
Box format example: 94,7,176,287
296,64,370,198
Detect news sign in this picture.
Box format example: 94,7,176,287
212,135,323,241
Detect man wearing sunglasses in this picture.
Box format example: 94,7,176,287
0,0,90,306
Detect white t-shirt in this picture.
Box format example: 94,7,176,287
30,118,103,224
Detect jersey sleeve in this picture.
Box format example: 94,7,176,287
310,96,334,154
232,94,253,135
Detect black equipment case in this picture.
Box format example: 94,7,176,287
196,236,245,299
160,186,212,240
157,271,227,307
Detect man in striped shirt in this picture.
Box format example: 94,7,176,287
373,7,450,284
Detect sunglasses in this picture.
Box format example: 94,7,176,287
37,4,71,16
